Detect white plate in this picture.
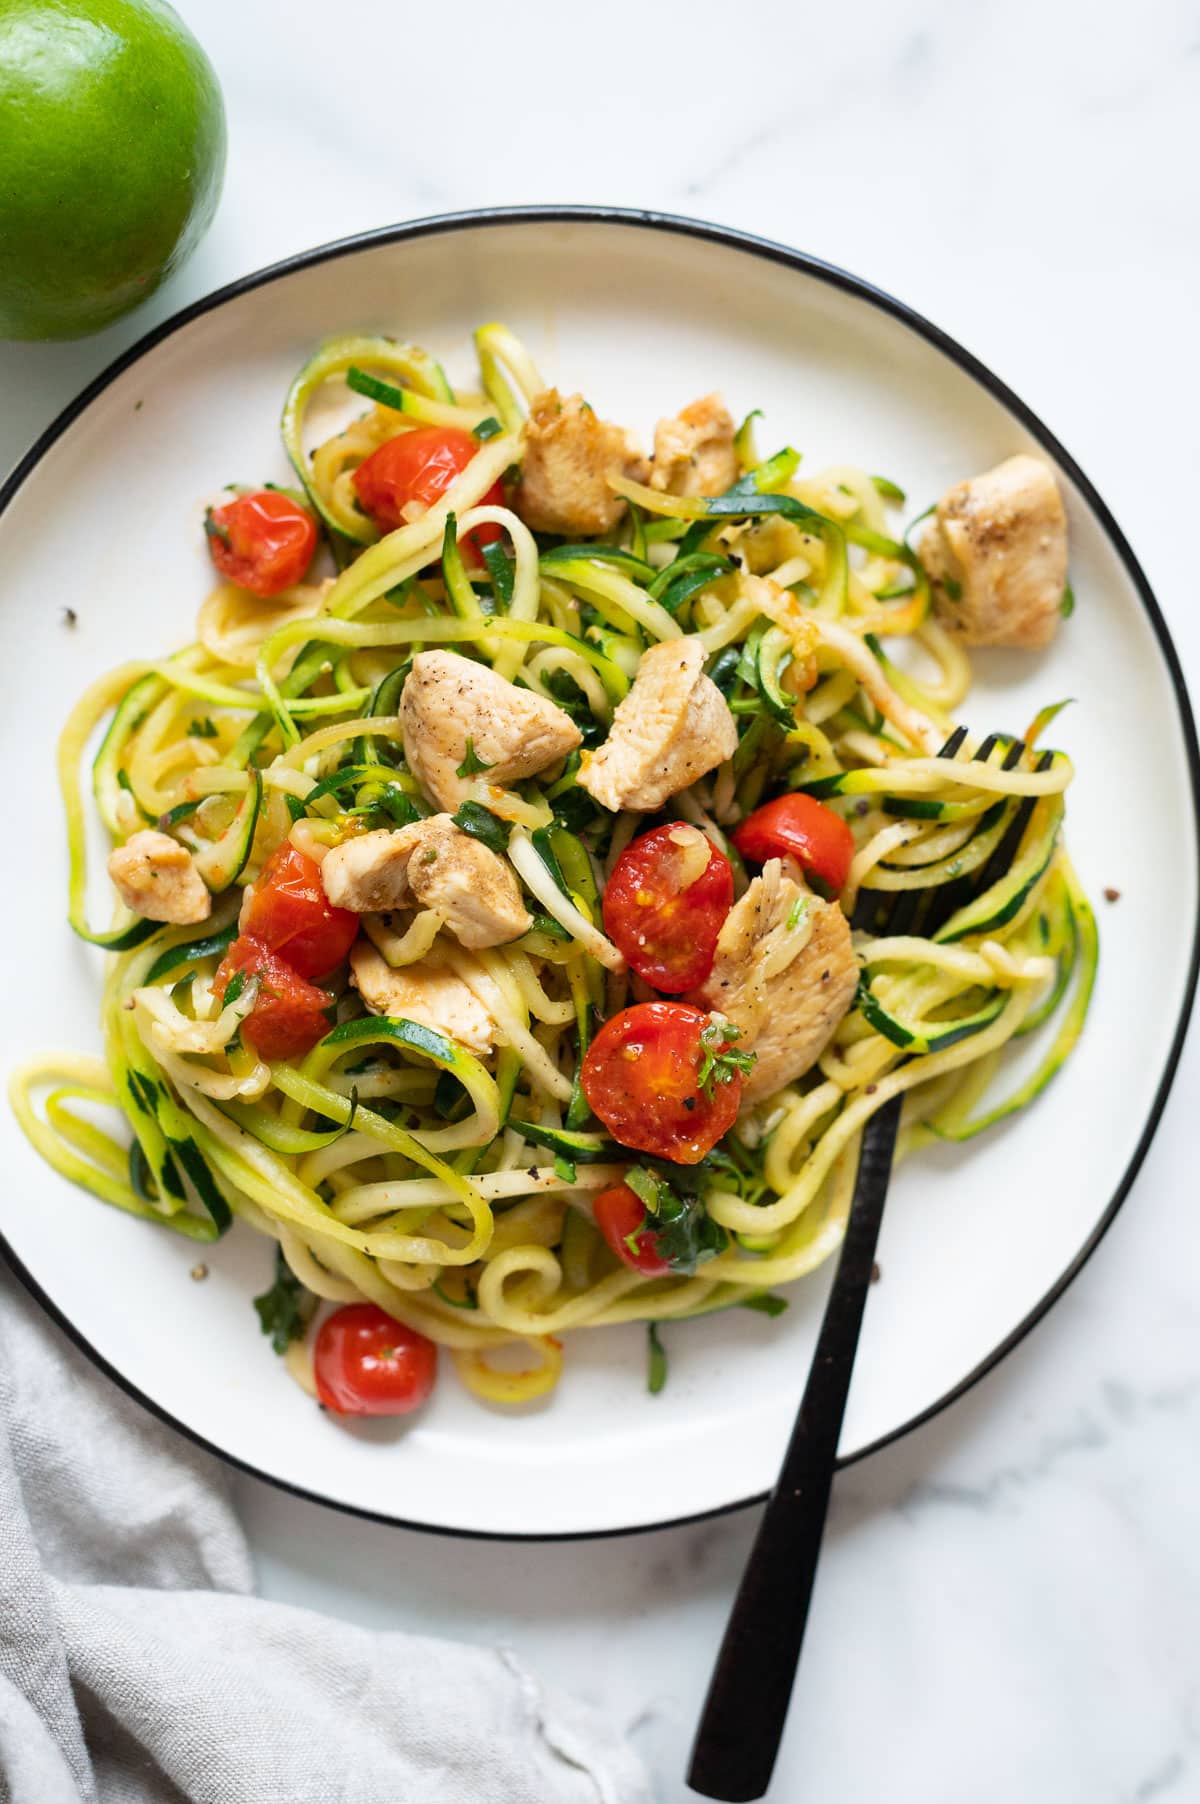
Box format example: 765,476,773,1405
1,209,1196,1540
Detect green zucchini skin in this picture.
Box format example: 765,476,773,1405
191,769,263,893
934,802,1063,944
854,978,1007,1057
507,1119,621,1163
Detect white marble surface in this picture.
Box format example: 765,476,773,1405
3,1,1199,1797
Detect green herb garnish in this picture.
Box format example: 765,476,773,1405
696,1018,756,1099
455,738,494,779
452,800,511,853
253,1248,314,1354
741,1293,789,1318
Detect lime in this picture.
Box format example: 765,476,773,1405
0,0,226,340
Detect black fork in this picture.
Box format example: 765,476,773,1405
687,730,1050,1802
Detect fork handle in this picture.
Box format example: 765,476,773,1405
686,1096,902,1802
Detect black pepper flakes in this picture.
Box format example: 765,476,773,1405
62,607,78,628
1103,887,1121,903
870,1261,882,1284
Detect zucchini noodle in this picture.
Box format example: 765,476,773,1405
13,323,1095,1414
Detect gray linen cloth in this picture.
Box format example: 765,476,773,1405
0,1268,651,1804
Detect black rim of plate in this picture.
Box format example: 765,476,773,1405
2,205,1197,1542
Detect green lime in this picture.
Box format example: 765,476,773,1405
0,0,226,340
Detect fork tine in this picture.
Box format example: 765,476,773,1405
918,737,1027,938
920,739,1058,938
851,728,1053,944
851,726,967,936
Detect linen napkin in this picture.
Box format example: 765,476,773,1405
0,1266,651,1804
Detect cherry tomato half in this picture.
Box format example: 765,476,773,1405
352,425,504,559
593,1183,671,1276
213,934,332,1062
732,793,856,894
581,1001,742,1165
602,823,734,993
313,1304,438,1417
205,489,317,597
240,844,358,980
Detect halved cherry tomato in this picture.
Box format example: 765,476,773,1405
581,1001,742,1165
313,1304,438,1417
240,844,358,980
732,793,856,894
592,1182,671,1276
352,425,503,560
602,823,733,993
213,934,332,1062
205,489,317,597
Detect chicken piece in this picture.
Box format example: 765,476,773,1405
107,830,211,926
650,393,738,498
400,650,581,813
349,944,496,1055
321,815,530,949
690,860,858,1104
511,389,648,537
579,637,737,813
920,454,1068,650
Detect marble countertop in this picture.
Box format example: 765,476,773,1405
3,1,1198,1797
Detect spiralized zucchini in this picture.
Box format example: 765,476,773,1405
12,325,1095,1410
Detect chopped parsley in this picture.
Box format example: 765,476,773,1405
740,1293,789,1318
253,1248,314,1354
696,1018,756,1100
455,738,494,779
451,800,511,853
187,717,219,739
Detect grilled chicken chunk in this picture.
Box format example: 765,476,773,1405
579,637,737,813
107,830,211,925
322,816,530,950
511,389,648,536
689,860,858,1103
348,943,496,1054
399,650,581,814
921,454,1069,650
650,393,738,498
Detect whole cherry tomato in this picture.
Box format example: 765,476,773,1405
213,934,332,1062
592,1182,671,1276
352,425,504,559
602,823,733,993
313,1304,438,1417
205,489,317,596
240,844,358,979
581,1001,745,1164
732,792,856,894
